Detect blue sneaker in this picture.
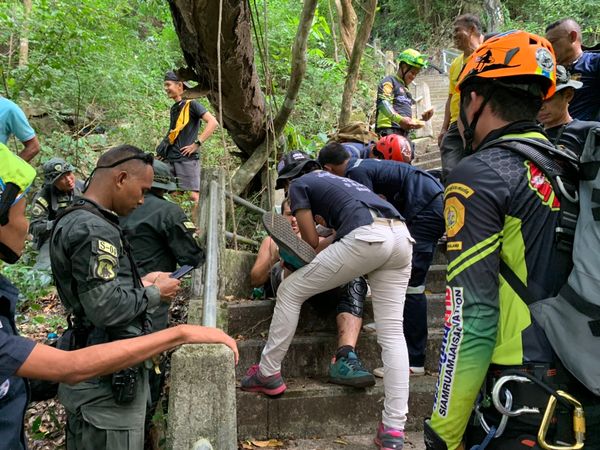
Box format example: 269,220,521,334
240,364,287,396
262,212,315,270
374,422,405,449
328,351,375,388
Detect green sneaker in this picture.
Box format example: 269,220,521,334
328,351,375,388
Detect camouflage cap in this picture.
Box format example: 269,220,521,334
152,160,177,191
42,157,75,185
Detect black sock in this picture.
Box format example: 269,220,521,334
335,345,355,360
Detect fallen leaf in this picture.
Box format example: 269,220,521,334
333,438,348,445
251,439,284,447
241,443,254,450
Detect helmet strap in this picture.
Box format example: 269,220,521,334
460,86,495,154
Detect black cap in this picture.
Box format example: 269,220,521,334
275,151,320,189
164,70,192,89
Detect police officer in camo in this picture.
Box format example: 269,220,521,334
29,157,83,270
50,145,181,450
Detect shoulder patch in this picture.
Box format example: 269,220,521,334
445,197,465,238
31,205,44,216
37,197,49,208
447,241,463,251
183,221,196,231
382,81,394,96
97,240,118,258
94,254,117,281
445,183,475,198
525,161,560,211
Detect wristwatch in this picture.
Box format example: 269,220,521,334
194,139,202,146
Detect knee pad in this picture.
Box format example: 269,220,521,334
336,276,367,318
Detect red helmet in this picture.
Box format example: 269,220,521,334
375,135,412,163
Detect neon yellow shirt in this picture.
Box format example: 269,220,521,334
448,53,467,124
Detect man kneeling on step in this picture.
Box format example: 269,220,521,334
250,165,374,388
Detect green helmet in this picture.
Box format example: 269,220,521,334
152,160,177,191
43,158,75,185
397,49,428,69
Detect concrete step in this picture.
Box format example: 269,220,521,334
227,292,446,338
413,150,441,164
235,329,443,379
271,431,426,450
413,157,442,171
237,375,437,440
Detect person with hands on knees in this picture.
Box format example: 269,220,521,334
241,156,414,450
0,144,238,450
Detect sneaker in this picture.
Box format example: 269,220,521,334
328,351,375,388
262,212,316,270
374,422,405,450
240,364,287,396
410,366,425,376
373,367,384,378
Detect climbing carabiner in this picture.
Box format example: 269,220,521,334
475,390,512,438
491,375,540,417
538,390,585,450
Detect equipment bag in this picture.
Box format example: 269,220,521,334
529,126,600,395
327,121,379,145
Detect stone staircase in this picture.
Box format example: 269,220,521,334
230,243,447,441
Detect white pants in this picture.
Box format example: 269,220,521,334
259,220,413,429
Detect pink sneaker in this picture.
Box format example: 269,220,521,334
374,422,405,449
240,364,287,396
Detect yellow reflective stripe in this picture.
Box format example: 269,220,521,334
447,232,502,282
500,131,548,141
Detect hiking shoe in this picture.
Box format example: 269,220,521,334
374,422,405,450
240,364,287,396
328,351,375,388
262,212,316,270
410,366,425,376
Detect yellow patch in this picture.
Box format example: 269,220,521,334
183,221,195,230
447,241,463,251
445,197,465,238
38,197,49,208
445,183,474,199
98,240,118,257
382,82,394,96
95,254,117,281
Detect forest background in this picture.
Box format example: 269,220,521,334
1,0,600,445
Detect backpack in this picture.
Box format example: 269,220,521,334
327,121,379,145
487,130,600,395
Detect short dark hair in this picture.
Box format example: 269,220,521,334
461,78,543,122
318,142,350,166
96,145,151,169
454,14,482,34
280,197,289,213
545,18,580,34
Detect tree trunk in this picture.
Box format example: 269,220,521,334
334,0,357,59
231,0,318,195
18,0,32,67
168,0,266,156
483,0,504,32
338,0,377,126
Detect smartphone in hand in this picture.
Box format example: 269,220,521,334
170,265,195,279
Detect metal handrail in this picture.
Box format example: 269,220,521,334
225,191,267,215
202,180,219,327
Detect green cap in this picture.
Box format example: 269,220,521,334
398,48,428,69
43,157,75,185
152,160,177,191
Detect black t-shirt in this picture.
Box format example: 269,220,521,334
288,170,402,241
345,158,443,223
167,100,208,161
545,119,600,156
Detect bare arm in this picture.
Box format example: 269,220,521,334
198,111,218,143
250,237,279,287
438,95,452,147
295,209,319,249
16,324,238,385
19,136,40,162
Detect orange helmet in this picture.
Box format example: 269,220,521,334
375,135,412,163
457,30,556,100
